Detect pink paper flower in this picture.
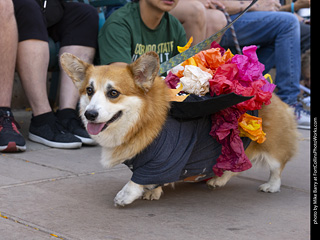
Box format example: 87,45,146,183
165,72,180,89
171,43,276,176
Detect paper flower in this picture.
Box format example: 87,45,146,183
238,113,266,144
210,107,252,177
165,71,180,89
230,45,265,85
209,63,238,96
168,41,276,176
177,37,193,53
168,84,189,102
180,65,211,96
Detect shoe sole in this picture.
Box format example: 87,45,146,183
0,142,26,152
29,133,82,149
297,125,310,130
74,135,97,146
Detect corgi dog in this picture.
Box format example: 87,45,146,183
60,52,298,207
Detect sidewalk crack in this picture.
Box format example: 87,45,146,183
1,211,76,240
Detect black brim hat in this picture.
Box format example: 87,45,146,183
169,93,253,120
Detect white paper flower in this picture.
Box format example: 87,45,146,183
180,65,212,96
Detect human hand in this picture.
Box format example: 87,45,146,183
295,0,310,9
254,0,281,11
203,0,225,10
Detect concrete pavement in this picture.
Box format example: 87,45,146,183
0,110,311,240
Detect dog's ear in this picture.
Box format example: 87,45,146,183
60,53,91,90
129,51,160,92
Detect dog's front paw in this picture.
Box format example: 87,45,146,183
114,181,144,207
143,187,163,201
114,192,133,207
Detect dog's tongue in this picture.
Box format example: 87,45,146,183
87,122,106,135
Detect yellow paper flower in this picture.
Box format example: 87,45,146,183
169,84,189,102
177,37,193,53
238,113,266,144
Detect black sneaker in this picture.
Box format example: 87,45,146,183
0,108,26,152
56,109,96,145
28,111,82,149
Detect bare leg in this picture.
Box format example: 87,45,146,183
205,9,227,43
0,0,18,107
170,0,206,46
16,40,52,116
58,45,95,110
171,0,227,46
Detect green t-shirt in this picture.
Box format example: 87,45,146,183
98,2,187,65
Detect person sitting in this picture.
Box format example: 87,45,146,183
98,0,187,66
218,0,310,129
0,0,26,152
0,0,99,152
170,0,227,46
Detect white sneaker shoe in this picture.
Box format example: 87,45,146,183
301,96,310,110
291,102,310,130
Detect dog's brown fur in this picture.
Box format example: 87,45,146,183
61,52,170,168
207,93,298,192
246,93,298,170
61,51,298,206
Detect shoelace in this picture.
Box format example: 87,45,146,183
0,114,21,132
291,102,310,119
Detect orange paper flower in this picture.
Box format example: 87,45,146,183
238,113,266,144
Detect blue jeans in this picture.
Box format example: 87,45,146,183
220,11,301,105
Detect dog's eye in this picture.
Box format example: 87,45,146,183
86,87,94,96
107,89,120,99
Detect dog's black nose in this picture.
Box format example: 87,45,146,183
85,110,99,121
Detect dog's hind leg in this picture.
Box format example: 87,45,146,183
206,171,239,189
257,154,283,193
143,186,163,201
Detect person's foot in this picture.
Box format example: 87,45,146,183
28,111,82,149
300,95,310,111
56,109,96,145
290,102,310,130
0,108,26,152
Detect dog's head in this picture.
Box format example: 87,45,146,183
60,52,162,147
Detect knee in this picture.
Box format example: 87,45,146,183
81,4,99,23
277,12,300,38
13,0,41,12
13,0,43,20
173,1,206,28
68,3,99,25
279,12,300,30
206,9,227,32
0,0,15,21
187,1,206,27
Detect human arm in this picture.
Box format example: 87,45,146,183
197,0,225,9
219,0,281,15
280,0,310,12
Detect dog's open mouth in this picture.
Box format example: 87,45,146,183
86,111,122,135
